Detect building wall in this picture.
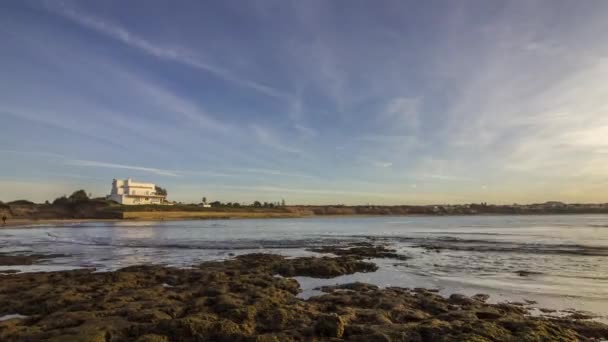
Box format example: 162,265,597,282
109,178,166,205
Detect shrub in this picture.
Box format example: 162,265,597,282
69,190,89,201
52,196,71,206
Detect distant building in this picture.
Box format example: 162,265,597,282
108,178,166,205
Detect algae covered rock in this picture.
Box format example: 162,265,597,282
1,253,607,341
314,313,346,338
134,334,169,342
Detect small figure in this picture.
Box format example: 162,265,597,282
1,215,6,225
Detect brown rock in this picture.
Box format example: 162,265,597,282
314,313,345,338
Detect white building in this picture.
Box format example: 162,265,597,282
108,178,167,205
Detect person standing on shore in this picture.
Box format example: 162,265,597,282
1,215,6,225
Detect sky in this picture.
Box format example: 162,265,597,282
1,0,608,205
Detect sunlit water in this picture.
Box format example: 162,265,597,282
1,215,608,319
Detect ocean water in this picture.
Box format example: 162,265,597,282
1,215,607,319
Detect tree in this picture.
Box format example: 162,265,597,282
155,186,168,196
253,201,262,208
52,196,70,206
202,197,207,204
210,201,222,207
69,190,89,201
232,202,241,208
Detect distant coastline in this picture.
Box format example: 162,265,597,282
2,198,608,228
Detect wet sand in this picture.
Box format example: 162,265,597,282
1,247,606,341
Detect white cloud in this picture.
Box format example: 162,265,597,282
66,160,181,177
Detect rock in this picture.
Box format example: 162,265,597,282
0,253,607,341
135,334,170,342
212,294,241,313
317,282,379,293
0,270,19,275
257,307,291,331
308,245,408,260
567,312,596,320
274,255,378,278
351,332,392,341
0,253,67,266
389,308,431,322
475,310,503,320
449,294,474,306
515,270,541,277
314,313,345,338
127,309,172,323
472,294,490,302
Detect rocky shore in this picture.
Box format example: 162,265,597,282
1,248,607,341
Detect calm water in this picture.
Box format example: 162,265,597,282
1,215,608,318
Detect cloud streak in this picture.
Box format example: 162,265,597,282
66,160,181,177
51,3,290,100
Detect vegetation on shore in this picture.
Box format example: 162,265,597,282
2,189,608,224
1,248,606,341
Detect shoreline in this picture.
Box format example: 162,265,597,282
1,250,607,341
3,211,608,229
0,215,308,229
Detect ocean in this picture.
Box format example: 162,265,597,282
1,214,607,319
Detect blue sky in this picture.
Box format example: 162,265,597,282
2,0,608,204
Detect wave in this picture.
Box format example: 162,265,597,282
421,232,549,238
407,238,608,256
40,237,363,251
343,235,608,257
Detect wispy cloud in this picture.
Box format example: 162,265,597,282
250,124,302,154
419,174,473,181
216,184,402,198
293,123,317,137
66,160,181,177
0,149,69,160
117,71,232,133
237,168,315,179
356,155,393,169
384,97,421,131
372,161,393,168
50,3,289,100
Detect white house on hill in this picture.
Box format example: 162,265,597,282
108,178,166,205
